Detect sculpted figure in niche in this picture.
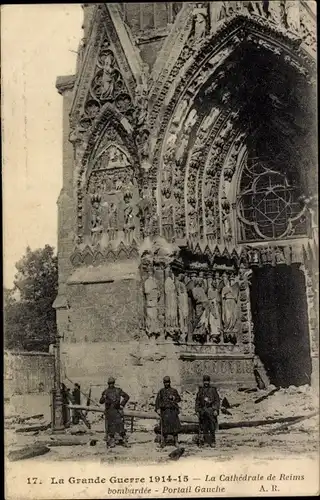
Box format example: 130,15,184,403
193,5,207,40
144,268,161,338
284,0,300,31
185,109,198,133
207,277,222,343
267,1,281,22
206,208,216,238
274,247,285,264
164,267,179,340
216,1,229,21
165,130,178,162
223,214,232,242
190,277,210,344
115,172,125,191
107,202,118,241
221,273,240,344
172,99,189,126
176,274,189,341
101,52,115,98
134,76,148,128
123,192,135,243
188,204,198,237
138,187,158,239
90,194,103,245
244,1,263,16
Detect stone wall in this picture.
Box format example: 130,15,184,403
4,351,54,395
61,340,181,403
64,273,143,343
56,88,76,290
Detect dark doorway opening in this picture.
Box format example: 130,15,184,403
250,264,312,387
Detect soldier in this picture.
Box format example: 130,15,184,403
195,375,220,447
72,383,81,425
60,383,71,428
155,376,182,448
99,377,130,448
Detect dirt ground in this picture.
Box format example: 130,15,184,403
5,386,319,465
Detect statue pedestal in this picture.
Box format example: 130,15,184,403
178,344,256,390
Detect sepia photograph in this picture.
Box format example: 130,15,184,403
3,2,319,499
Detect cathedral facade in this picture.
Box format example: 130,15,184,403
55,2,318,397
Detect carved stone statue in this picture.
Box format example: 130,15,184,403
144,269,160,338
208,278,222,343
207,277,222,343
268,0,282,23
176,274,189,340
193,6,207,40
107,202,118,241
123,193,135,243
190,277,210,343
90,194,103,245
164,267,179,340
172,99,189,126
244,1,263,16
285,0,300,31
185,109,198,133
137,189,156,239
164,130,178,162
223,213,232,242
188,204,198,237
101,52,114,98
216,1,229,22
221,273,240,343
275,247,286,264
134,78,148,128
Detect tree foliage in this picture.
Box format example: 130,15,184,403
4,245,58,352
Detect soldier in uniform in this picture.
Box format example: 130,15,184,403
155,376,182,448
195,375,220,447
99,377,130,448
72,383,81,425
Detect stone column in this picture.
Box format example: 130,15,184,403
238,264,270,388
238,265,254,355
301,263,319,387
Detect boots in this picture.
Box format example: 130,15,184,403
121,435,130,448
159,436,166,448
107,437,115,448
210,433,216,447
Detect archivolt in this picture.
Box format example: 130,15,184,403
153,17,315,244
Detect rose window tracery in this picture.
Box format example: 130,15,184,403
237,157,309,242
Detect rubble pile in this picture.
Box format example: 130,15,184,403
133,384,319,424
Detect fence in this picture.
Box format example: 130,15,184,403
4,350,55,395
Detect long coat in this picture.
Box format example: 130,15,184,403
195,386,220,437
155,387,182,435
100,387,129,436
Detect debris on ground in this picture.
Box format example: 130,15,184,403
15,423,51,433
7,444,50,462
5,384,319,464
254,387,279,404
168,447,185,460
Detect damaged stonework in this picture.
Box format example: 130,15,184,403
55,2,318,394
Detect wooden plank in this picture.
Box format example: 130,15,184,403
67,405,318,430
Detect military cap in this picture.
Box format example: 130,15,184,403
203,375,211,381
163,376,171,383
108,376,116,384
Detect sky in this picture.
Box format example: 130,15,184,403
2,4,83,287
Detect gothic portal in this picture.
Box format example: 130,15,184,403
55,2,318,396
